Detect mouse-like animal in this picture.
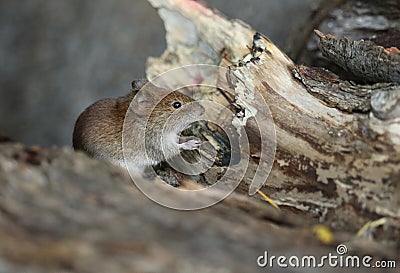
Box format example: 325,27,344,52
73,79,204,175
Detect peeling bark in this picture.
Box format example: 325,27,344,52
1,142,398,272
315,30,400,83
291,0,400,82
0,1,400,271
146,0,400,244
293,64,400,113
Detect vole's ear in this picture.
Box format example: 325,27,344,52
136,82,170,101
133,84,155,105
132,81,172,116
131,79,148,91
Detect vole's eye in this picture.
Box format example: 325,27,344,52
172,101,182,109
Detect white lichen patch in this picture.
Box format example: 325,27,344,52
368,113,400,147
277,159,289,167
316,164,348,184
230,69,258,126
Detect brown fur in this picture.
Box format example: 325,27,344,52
73,80,203,168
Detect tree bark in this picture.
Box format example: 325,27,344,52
3,143,386,273
290,0,400,81
146,0,400,238
0,1,399,272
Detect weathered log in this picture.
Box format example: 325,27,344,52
3,142,385,273
291,0,400,81
0,1,399,272
146,0,400,244
314,30,400,83
293,64,400,113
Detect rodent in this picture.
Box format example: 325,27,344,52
73,79,204,175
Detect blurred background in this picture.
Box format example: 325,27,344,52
0,0,319,147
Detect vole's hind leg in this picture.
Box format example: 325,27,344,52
178,136,202,150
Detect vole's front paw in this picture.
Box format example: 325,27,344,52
179,136,202,150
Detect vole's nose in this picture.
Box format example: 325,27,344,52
187,101,205,116
195,102,206,115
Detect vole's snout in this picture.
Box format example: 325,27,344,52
169,101,204,132
185,102,205,124
187,101,205,117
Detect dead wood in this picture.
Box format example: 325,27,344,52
2,142,382,273
291,0,400,82
294,64,400,113
146,0,400,249
315,30,400,83
0,1,399,272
